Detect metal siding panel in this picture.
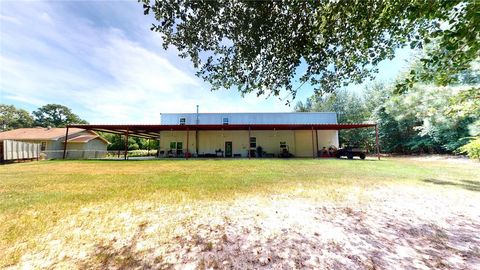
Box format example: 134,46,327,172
30,143,34,158
294,130,313,157
22,142,27,159
34,143,39,158
160,112,338,125
12,141,18,160
5,141,9,160
9,140,14,160
316,130,338,149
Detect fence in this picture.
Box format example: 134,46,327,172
40,149,109,159
105,150,158,158
41,150,157,159
1,140,40,162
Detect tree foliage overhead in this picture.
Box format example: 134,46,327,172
399,1,480,91
0,104,34,131
141,0,478,101
32,104,88,128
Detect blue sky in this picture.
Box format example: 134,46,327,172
0,0,414,123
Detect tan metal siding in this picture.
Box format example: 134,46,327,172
158,130,337,158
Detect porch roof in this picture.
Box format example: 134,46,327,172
67,123,376,139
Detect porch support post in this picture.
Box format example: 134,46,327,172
293,129,296,156
248,126,251,159
62,126,69,159
311,126,315,158
315,129,319,157
117,134,121,158
375,124,380,160
124,130,129,160
157,132,161,158
147,138,150,156
195,129,199,156
186,127,189,160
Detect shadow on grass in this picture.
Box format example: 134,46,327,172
78,222,171,269
75,205,480,269
422,178,480,192
336,208,480,269
51,157,382,162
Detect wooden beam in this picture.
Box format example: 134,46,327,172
62,127,69,159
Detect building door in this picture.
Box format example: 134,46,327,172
225,141,233,157
170,141,183,157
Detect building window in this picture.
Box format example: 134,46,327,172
170,142,183,150
41,141,47,151
223,117,229,125
169,141,184,156
249,137,256,148
179,118,186,125
176,142,183,150
280,141,287,148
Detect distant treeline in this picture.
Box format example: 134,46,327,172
0,103,156,151
0,103,87,130
296,82,479,158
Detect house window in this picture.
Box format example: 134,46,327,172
223,117,229,125
280,141,287,148
179,118,186,125
249,137,256,148
41,141,47,151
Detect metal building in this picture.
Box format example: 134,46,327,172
66,111,379,160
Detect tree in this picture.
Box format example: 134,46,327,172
295,89,374,150
101,133,159,151
32,104,88,128
296,80,479,154
371,83,478,153
142,0,478,101
0,104,34,131
397,1,480,92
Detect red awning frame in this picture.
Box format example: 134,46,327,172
66,123,376,138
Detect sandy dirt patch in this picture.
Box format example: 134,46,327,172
13,186,480,270
402,155,480,166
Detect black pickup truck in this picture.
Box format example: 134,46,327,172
335,146,366,160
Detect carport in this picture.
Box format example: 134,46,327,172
64,123,379,160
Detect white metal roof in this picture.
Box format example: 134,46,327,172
160,112,337,125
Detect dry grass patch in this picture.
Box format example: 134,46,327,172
1,157,479,268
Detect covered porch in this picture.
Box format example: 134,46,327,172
64,123,379,160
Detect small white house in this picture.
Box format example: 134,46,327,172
159,112,339,158
0,127,109,159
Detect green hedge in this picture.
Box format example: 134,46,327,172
458,137,480,161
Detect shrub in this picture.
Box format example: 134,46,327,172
128,149,157,157
458,137,480,161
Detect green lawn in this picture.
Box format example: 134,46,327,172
1,158,479,267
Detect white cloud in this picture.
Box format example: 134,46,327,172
0,14,21,24
0,1,293,124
